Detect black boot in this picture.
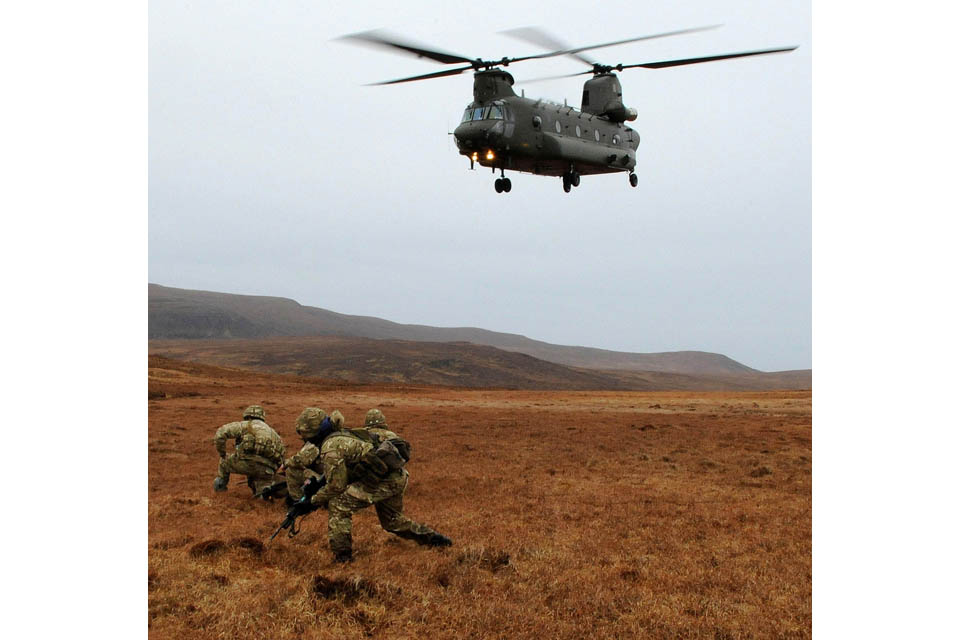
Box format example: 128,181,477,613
332,550,353,563
425,533,453,547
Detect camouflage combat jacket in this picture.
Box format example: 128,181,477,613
214,419,285,467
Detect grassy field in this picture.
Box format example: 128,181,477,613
148,356,811,639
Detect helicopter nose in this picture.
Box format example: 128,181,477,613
454,121,498,149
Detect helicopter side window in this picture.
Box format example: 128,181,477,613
461,109,473,123
489,105,504,120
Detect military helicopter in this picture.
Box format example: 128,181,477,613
340,28,796,193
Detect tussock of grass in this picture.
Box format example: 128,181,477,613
188,539,226,557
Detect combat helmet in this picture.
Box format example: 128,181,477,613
364,408,387,427
295,408,328,439
242,405,266,421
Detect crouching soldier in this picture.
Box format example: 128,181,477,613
296,407,452,563
212,405,286,497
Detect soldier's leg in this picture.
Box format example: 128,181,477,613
227,457,276,495
215,453,243,490
372,471,452,547
244,463,279,495
327,487,376,561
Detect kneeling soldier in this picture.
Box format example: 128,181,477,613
212,405,286,497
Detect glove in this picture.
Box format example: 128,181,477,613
288,499,317,518
213,477,228,492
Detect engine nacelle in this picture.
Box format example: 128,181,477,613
581,74,636,122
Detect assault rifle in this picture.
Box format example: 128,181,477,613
268,475,325,543
255,480,288,500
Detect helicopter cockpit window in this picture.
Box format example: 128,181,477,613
462,105,507,122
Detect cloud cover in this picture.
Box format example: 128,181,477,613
149,0,811,371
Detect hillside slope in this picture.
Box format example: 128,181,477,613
149,337,809,391
149,284,773,377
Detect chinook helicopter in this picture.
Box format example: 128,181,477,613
340,28,796,193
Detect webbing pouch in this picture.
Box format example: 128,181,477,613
359,450,390,477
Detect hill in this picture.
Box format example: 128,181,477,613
149,284,802,380
149,336,810,391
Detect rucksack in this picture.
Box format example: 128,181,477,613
341,427,412,477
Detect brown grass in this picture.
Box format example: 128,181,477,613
149,356,811,639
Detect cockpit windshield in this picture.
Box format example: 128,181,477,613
460,104,508,123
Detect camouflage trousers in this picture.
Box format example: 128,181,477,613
327,469,438,555
285,464,323,501
217,453,281,494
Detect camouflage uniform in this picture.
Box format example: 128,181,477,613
213,405,286,495
310,409,449,560
283,408,333,501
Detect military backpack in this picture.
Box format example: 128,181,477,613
339,427,411,479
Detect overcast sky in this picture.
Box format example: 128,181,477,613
149,0,810,372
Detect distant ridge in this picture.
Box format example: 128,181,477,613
149,337,810,391
150,284,788,379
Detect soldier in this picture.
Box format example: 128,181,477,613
283,407,334,502
297,407,453,563
212,405,286,497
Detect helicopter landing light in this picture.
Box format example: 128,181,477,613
485,150,495,161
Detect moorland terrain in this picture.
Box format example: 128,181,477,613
148,356,811,639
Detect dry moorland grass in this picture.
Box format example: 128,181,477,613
148,356,811,639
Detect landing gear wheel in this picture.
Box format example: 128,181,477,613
502,178,511,193
571,172,580,187
494,178,504,193
562,175,571,193
629,173,638,188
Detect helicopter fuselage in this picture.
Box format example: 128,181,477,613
453,70,639,181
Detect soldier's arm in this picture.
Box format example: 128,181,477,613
213,423,241,457
288,442,320,469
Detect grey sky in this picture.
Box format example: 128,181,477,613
149,0,810,372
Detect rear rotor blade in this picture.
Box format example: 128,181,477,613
368,64,476,85
515,69,595,85
338,30,474,65
623,46,798,69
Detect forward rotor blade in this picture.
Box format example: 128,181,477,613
368,64,476,86
501,27,596,67
622,46,798,70
520,25,722,62
338,30,474,65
